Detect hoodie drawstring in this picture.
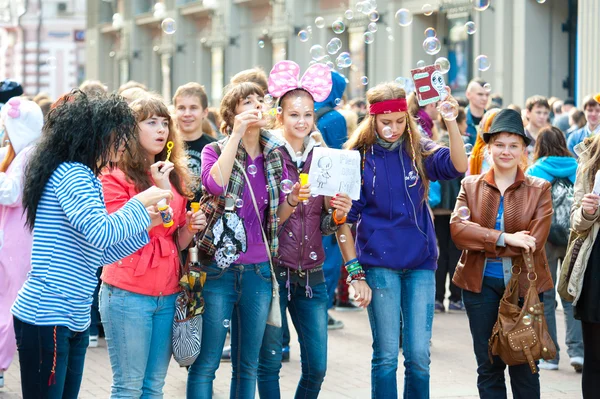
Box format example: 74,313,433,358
286,268,291,301
305,273,313,298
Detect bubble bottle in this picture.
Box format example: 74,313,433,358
157,199,174,228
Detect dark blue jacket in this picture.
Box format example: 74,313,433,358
315,71,347,149
347,140,461,270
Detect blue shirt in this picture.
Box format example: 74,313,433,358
12,162,150,331
485,196,504,278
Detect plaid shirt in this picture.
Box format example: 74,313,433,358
198,130,284,259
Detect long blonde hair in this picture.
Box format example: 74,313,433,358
345,82,434,200
120,95,191,197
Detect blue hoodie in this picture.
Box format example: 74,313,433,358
347,140,461,271
525,155,578,184
315,71,347,149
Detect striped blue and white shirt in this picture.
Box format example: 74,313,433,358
11,162,151,332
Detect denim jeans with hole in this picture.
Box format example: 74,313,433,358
257,281,328,399
366,267,435,399
99,284,177,399
187,262,272,399
13,316,89,399
463,276,540,399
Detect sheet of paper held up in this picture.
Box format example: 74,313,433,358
307,147,361,200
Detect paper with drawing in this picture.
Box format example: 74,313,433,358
307,147,361,200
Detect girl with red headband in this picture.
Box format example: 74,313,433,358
337,82,467,398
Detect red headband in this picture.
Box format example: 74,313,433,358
369,99,408,115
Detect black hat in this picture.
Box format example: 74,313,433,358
0,80,24,105
482,108,531,146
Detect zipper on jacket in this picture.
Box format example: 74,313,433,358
298,195,306,276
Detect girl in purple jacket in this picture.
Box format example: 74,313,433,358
257,61,352,399
337,82,468,399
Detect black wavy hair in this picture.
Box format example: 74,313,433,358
22,90,137,230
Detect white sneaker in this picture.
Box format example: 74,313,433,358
89,335,99,348
538,359,559,370
570,356,584,373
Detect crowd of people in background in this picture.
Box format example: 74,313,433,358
0,68,599,399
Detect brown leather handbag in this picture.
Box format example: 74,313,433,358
488,254,557,374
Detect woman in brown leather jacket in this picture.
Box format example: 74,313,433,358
450,109,553,399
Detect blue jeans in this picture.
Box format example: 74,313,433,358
366,267,434,399
187,262,272,399
258,281,328,399
322,235,343,308
99,284,177,399
13,316,89,399
90,267,103,336
543,242,584,363
463,276,540,399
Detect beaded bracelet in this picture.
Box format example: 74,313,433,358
344,258,358,266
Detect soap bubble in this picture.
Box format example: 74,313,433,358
315,17,325,28
382,126,393,139
336,52,352,68
417,60,426,68
369,11,380,22
464,143,474,156
161,18,176,34
368,22,378,32
295,151,303,158
298,30,309,42
326,61,334,70
364,32,375,44
235,198,244,208
277,106,283,114
339,234,347,243
310,45,326,61
258,40,265,48
424,27,436,38
309,252,318,260
281,179,294,194
326,37,342,54
395,9,413,27
332,19,346,34
388,35,395,41
264,94,274,106
422,4,434,16
465,21,476,34
472,0,491,12
537,0,547,3
345,9,354,19
361,76,369,85
223,319,230,328
483,83,492,92
522,314,533,326
474,55,491,71
224,244,236,256
439,101,459,121
335,98,342,106
457,206,471,220
46,57,57,70
423,37,441,55
288,231,293,237
247,164,258,176
435,57,451,74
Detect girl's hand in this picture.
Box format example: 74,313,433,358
146,205,162,229
186,210,208,234
330,193,352,216
288,182,310,205
504,231,537,253
581,193,600,216
150,161,175,190
351,280,372,307
134,186,173,208
231,109,262,139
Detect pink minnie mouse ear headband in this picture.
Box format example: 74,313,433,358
6,98,21,119
267,61,333,103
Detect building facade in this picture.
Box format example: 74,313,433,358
1,0,87,99
85,0,597,107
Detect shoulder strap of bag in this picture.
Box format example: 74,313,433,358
234,159,279,293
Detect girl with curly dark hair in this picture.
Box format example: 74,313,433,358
99,94,207,397
11,91,172,399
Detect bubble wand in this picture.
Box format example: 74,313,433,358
165,141,174,162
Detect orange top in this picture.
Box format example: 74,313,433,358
100,169,187,296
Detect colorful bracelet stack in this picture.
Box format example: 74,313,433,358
344,258,366,284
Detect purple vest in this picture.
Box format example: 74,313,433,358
275,148,326,271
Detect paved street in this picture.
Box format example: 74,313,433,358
1,306,582,398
